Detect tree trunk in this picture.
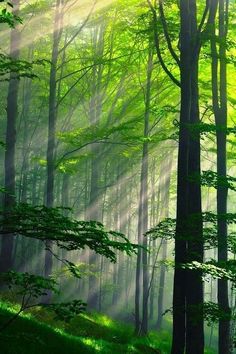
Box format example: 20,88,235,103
0,0,21,274
87,24,106,310
171,1,191,352
44,0,63,299
185,2,204,353
157,154,172,329
210,1,230,352
135,46,153,335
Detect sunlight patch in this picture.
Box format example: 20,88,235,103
81,338,103,351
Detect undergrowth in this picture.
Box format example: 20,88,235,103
0,301,216,353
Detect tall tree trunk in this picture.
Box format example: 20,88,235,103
19,46,33,203
87,24,106,310
44,0,63,296
171,1,191,352
185,2,204,353
61,173,69,213
171,1,205,352
149,158,158,321
135,46,153,335
87,149,101,309
210,1,230,352
157,154,172,329
0,0,21,274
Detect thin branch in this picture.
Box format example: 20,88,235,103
147,0,180,87
158,0,180,66
56,139,135,168
197,0,210,34
58,0,97,55
147,240,163,299
55,139,104,168
193,0,210,58
56,63,96,82
56,67,91,107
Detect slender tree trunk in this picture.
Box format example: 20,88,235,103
0,0,21,274
157,155,172,329
44,0,63,298
112,166,120,307
19,46,33,203
87,24,106,310
210,1,230,352
61,173,69,214
135,46,153,335
87,149,101,309
217,3,230,352
149,159,160,321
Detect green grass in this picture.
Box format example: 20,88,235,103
0,301,216,353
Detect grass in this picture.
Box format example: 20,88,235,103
0,301,217,353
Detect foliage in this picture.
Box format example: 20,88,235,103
0,203,138,263
0,0,45,81
0,1,22,28
0,301,95,354
49,300,86,323
0,54,39,81
145,218,175,240
203,302,232,326
146,212,236,249
0,271,87,331
0,300,215,354
189,170,236,192
181,260,236,283
0,271,58,301
187,122,236,138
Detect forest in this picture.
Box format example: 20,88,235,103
0,0,235,353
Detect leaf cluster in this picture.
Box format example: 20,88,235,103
0,271,58,300
189,170,236,192
0,54,38,81
48,300,86,322
0,203,138,263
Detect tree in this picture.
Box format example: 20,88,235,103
44,0,64,300
0,0,21,274
135,43,153,335
148,1,206,351
209,0,231,352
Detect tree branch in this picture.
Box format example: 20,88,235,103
158,0,180,67
147,0,180,87
57,0,97,55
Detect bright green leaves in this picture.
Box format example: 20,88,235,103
0,8,21,27
0,271,86,329
0,1,22,28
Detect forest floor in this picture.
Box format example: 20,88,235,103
0,300,216,354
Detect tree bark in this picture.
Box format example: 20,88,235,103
135,45,153,335
185,3,204,353
210,1,230,352
157,154,172,329
171,2,191,352
0,0,21,274
44,0,63,299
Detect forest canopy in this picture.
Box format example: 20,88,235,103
0,1,236,353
